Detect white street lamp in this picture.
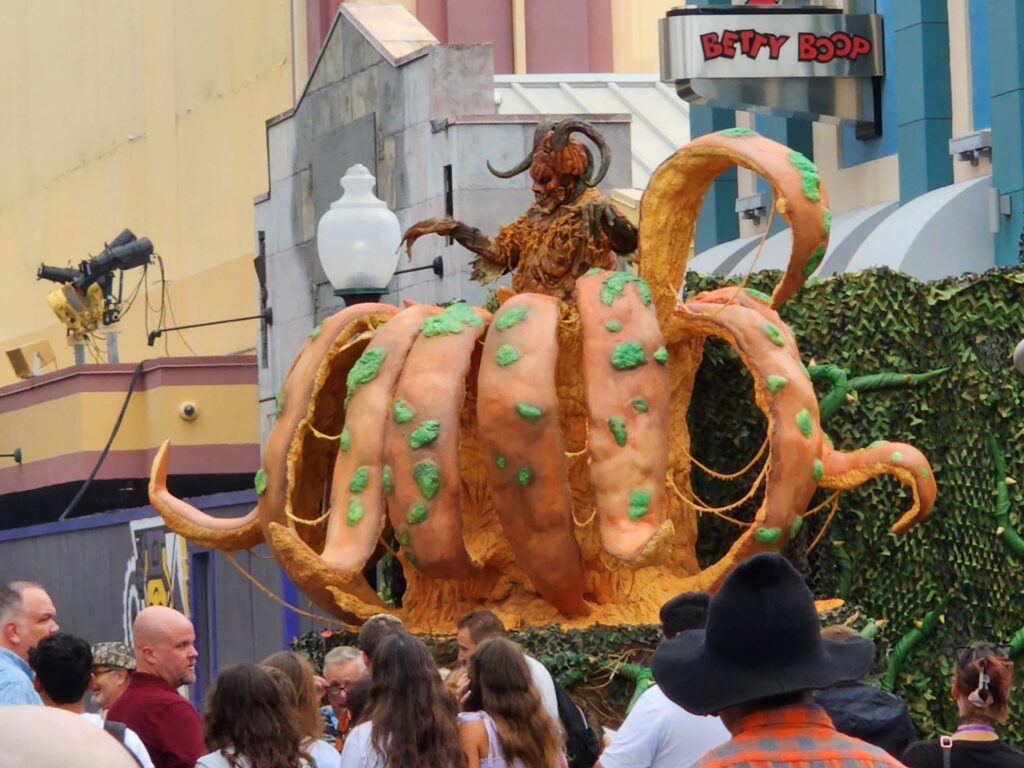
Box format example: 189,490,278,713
316,164,402,305
316,163,445,306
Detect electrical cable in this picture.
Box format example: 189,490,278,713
58,360,146,521
158,255,197,356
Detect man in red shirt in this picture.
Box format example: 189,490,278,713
652,553,906,768
108,606,205,768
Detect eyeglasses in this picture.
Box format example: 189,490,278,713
91,667,123,678
955,644,1012,668
326,681,353,696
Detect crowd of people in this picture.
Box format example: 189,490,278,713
1,555,1023,768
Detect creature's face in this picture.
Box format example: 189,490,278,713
529,135,587,214
529,155,574,214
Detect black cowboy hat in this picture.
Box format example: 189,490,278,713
652,553,874,715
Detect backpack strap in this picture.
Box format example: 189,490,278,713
939,734,954,768
102,720,127,743
102,720,146,768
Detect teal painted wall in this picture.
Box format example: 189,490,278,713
987,0,1024,267
892,0,953,204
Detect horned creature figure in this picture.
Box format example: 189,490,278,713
402,119,638,301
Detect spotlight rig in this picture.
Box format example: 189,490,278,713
37,229,154,340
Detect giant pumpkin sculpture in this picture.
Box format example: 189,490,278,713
150,129,937,631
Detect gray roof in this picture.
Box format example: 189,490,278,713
494,74,690,189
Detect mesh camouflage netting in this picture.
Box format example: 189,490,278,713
687,266,1024,740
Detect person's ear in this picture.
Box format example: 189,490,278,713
360,651,370,671
2,620,20,647
33,676,42,694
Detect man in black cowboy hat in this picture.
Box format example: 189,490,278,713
652,553,905,768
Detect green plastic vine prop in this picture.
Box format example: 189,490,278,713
616,662,655,715
986,433,1024,560
879,597,949,692
809,364,950,422
832,540,853,598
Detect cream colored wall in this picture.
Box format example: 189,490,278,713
611,0,678,72
948,0,991,182
0,2,294,386
811,124,900,213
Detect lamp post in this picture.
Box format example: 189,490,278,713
316,164,444,307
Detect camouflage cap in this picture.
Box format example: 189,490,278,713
91,642,136,671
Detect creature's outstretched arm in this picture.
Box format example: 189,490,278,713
401,217,507,266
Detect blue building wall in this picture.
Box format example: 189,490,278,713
986,0,1024,267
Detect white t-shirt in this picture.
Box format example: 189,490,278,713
78,712,154,768
306,737,342,768
525,654,560,725
597,685,731,768
338,722,381,768
196,747,312,768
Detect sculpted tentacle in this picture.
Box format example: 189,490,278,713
819,441,936,534
149,440,263,550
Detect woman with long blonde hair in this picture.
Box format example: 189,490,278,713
460,637,565,768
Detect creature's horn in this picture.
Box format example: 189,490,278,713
551,119,611,187
580,143,595,185
486,120,551,179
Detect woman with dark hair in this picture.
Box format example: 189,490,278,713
197,662,312,768
338,632,464,768
263,651,341,768
903,642,1024,768
459,637,565,768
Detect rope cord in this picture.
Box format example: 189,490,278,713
572,505,597,527
223,551,351,627
713,190,779,315
287,504,334,526
806,492,842,554
803,490,841,518
685,438,769,481
309,424,343,441
685,459,770,514
667,473,754,528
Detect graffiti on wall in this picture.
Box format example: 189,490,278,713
121,517,190,643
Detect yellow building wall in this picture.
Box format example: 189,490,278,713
0,2,296,386
610,0,678,73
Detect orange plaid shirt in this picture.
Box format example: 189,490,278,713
694,704,907,768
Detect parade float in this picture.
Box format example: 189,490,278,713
148,124,937,634
147,123,1024,738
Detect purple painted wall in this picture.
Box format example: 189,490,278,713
525,0,612,73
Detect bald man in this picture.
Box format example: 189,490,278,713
107,606,205,768
0,706,142,768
